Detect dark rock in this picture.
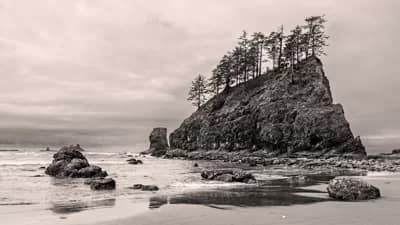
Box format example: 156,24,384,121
130,184,159,191
392,149,400,154
126,158,143,165
142,185,159,191
201,169,256,184
169,57,365,158
142,128,169,157
131,184,143,189
193,162,199,167
327,177,380,201
45,145,108,178
31,174,45,177
77,165,108,178
90,178,116,190
38,166,46,169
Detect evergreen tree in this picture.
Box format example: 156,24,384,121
251,32,265,77
208,67,224,95
265,31,279,69
292,25,303,63
187,74,208,109
238,31,250,82
304,15,329,57
277,25,285,68
284,32,297,82
219,54,234,90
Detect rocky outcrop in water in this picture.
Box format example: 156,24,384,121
327,177,380,201
169,57,365,158
45,145,108,178
142,128,169,156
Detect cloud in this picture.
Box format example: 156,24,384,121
0,0,399,153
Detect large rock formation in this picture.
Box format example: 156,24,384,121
45,145,108,178
169,57,366,158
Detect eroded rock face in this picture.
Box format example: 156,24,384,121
169,57,366,158
148,128,169,157
327,177,380,201
45,145,108,178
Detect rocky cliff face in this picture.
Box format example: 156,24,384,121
169,57,366,158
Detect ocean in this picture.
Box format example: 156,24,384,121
1,146,399,225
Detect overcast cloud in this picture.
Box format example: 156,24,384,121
0,0,399,152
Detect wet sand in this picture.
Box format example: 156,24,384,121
93,175,400,225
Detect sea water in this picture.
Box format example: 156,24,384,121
0,146,399,225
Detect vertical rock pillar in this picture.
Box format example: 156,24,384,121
149,127,169,156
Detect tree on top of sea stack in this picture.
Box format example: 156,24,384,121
304,15,329,57
187,74,208,109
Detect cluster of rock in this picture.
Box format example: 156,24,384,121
45,145,108,178
165,149,400,172
45,145,116,190
327,177,380,201
201,169,256,184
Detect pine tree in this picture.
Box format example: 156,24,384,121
251,32,265,77
284,32,297,82
265,31,279,69
304,15,329,57
208,67,224,95
277,25,285,68
219,54,234,90
292,25,303,63
238,31,250,82
187,74,208,109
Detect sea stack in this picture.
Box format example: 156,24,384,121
168,57,366,158
146,127,169,157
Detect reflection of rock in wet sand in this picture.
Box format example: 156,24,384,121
149,176,331,209
49,198,116,214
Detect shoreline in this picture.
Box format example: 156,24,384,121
161,149,400,173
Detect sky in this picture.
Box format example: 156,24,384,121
0,0,399,152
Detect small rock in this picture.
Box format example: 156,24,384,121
90,178,116,190
130,184,159,191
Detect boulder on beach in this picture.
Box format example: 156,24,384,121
142,127,169,157
89,178,116,190
130,184,159,191
327,176,381,201
126,158,143,165
201,169,256,184
45,145,108,178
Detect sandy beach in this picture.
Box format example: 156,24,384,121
94,174,400,225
